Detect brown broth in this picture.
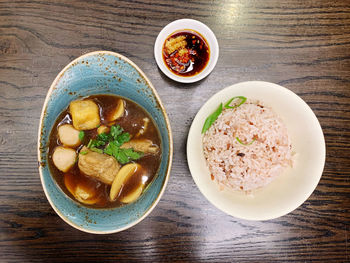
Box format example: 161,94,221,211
48,94,162,208
162,30,210,76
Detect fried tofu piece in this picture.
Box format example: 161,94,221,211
78,147,120,185
69,99,100,130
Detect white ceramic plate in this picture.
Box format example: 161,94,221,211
187,81,326,220
154,19,219,83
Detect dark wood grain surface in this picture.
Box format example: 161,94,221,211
1,0,349,262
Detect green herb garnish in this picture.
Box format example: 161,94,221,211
110,125,123,139
80,151,88,155
236,137,256,146
104,141,143,164
97,132,112,142
116,132,130,146
122,148,143,160
87,139,106,148
90,147,104,154
84,125,143,164
201,96,247,134
103,140,119,156
202,103,223,134
224,96,247,109
79,131,85,141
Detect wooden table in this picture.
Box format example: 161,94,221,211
1,0,349,262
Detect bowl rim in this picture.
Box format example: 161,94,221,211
186,81,326,220
37,50,173,234
154,18,219,83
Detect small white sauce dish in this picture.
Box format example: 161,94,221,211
187,81,326,220
154,19,219,83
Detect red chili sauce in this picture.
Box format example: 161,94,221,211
162,30,210,77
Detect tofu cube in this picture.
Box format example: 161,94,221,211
69,99,100,130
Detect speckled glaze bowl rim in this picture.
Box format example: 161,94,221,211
38,51,173,234
154,18,219,83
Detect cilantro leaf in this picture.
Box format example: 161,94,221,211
104,141,143,164
90,147,103,154
84,124,143,164
116,150,129,164
97,132,112,142
116,132,130,146
79,131,85,141
122,148,143,160
110,125,123,139
104,141,118,156
88,139,105,148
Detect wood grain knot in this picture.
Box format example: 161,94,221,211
0,38,18,55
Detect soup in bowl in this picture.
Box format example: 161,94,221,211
38,51,173,234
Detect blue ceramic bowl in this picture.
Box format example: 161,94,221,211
38,51,173,234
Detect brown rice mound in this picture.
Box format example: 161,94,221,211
202,100,293,191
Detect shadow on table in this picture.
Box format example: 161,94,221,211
157,67,209,89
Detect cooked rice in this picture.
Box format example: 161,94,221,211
202,99,293,192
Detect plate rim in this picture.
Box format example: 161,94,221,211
186,80,326,220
